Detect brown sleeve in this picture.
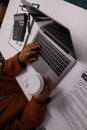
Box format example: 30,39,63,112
0,95,47,130
0,53,26,76
21,98,47,129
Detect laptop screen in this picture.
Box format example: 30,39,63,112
41,22,76,58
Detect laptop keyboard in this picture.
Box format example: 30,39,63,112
33,32,70,76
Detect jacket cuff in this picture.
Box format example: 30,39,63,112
1,53,27,76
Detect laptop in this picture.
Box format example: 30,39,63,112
31,21,76,85
22,0,76,85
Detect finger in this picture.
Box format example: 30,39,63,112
45,76,52,87
33,85,51,102
25,43,35,48
26,43,40,49
27,57,37,62
28,51,39,57
40,85,51,97
23,43,40,55
27,43,37,47
45,76,55,91
29,44,41,51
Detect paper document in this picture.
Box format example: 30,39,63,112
48,61,87,130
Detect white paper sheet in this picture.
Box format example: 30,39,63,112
48,61,87,130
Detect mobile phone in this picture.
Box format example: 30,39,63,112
13,13,27,42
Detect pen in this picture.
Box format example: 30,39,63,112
28,13,30,33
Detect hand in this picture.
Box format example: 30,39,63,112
19,43,40,63
33,76,55,103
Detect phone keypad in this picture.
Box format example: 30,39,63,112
13,21,25,42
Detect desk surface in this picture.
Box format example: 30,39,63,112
0,0,87,129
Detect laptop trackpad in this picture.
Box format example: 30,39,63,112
31,56,59,86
